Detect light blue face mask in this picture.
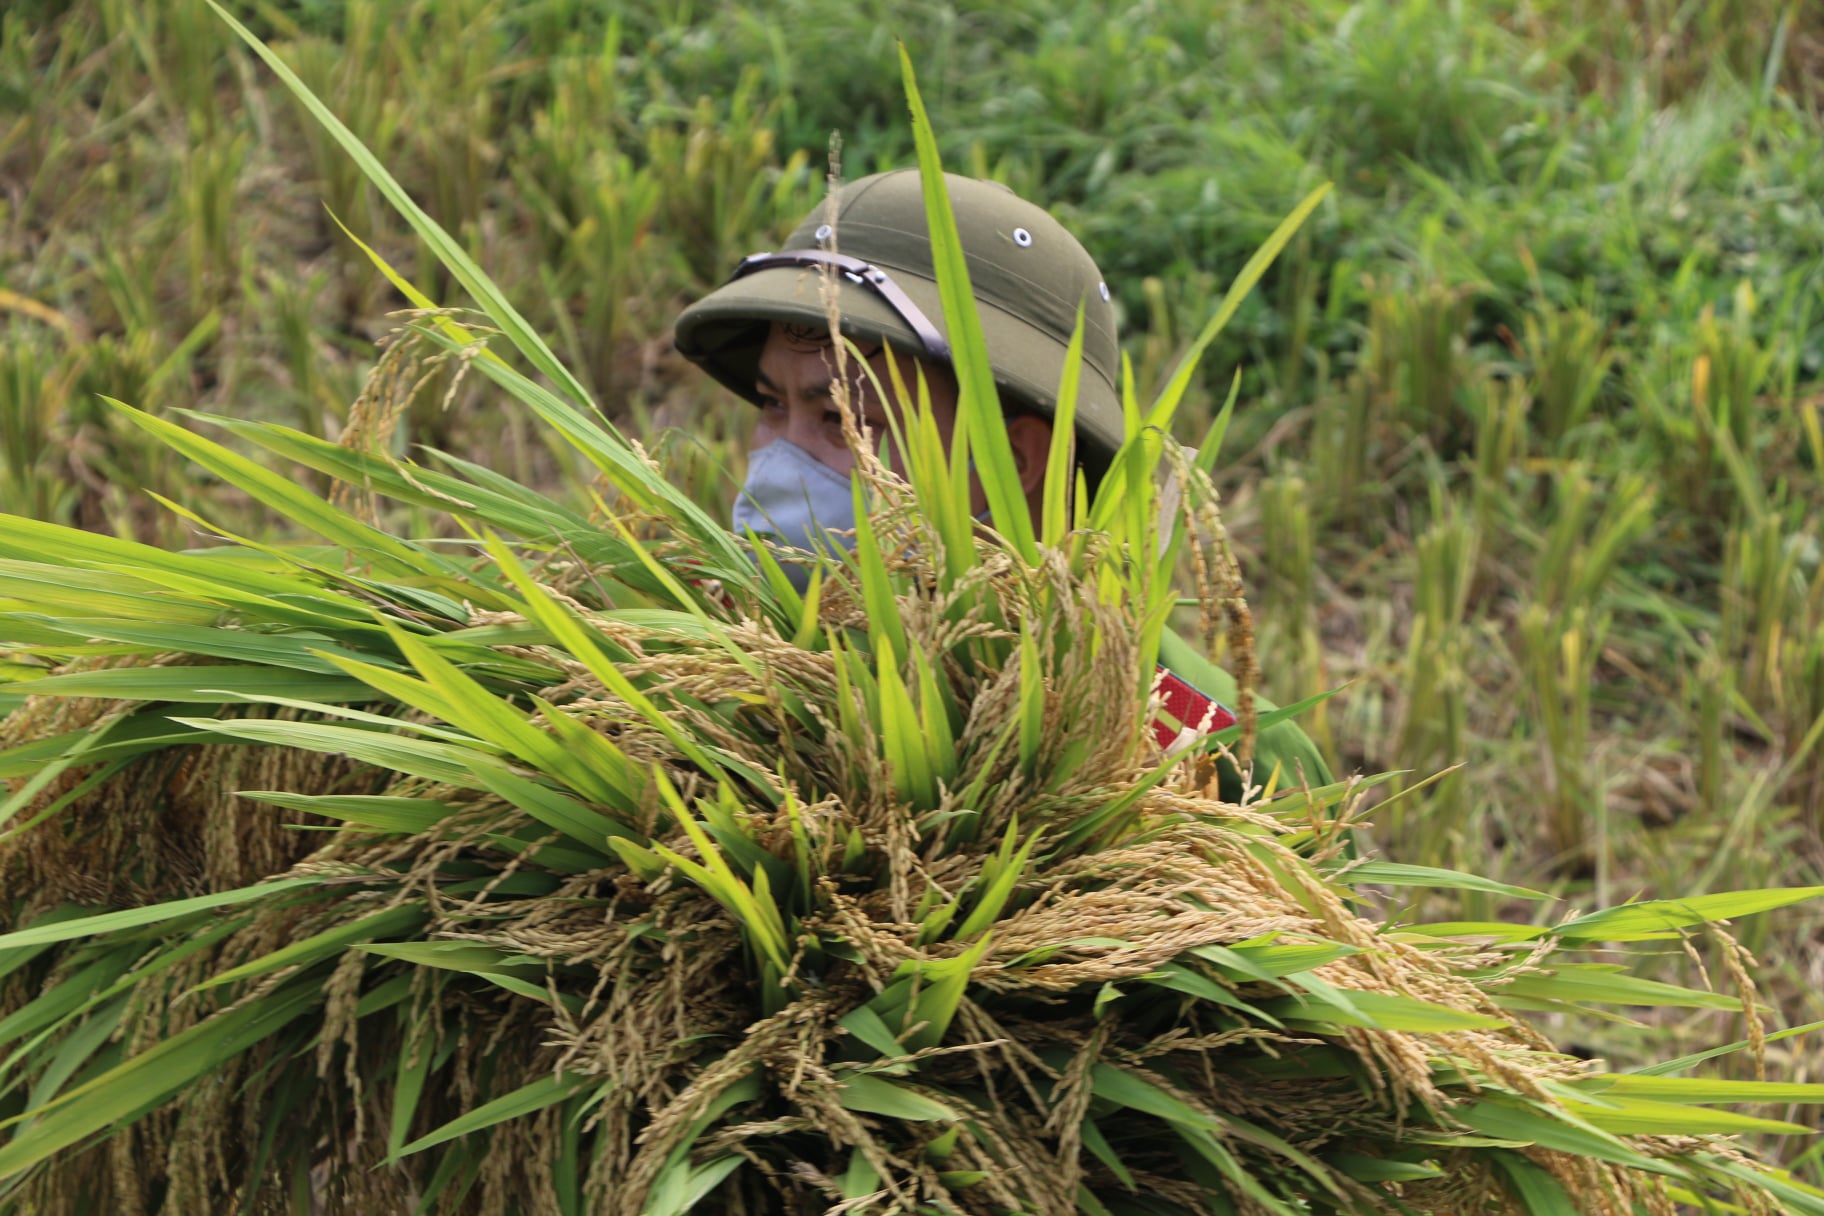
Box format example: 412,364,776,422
732,440,997,591
731,440,857,589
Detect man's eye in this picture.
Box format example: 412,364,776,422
820,409,889,429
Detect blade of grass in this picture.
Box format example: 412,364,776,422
897,43,1034,565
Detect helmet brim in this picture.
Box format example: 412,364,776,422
674,260,1124,475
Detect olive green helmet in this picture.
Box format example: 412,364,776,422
673,169,1123,478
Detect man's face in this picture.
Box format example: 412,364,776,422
749,321,961,477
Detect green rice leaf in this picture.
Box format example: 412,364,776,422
213,417,602,548
4,665,374,704
646,1155,744,1216
607,837,667,883
953,824,1038,941
1553,887,1824,942
850,479,907,666
387,626,628,789
699,783,790,892
885,354,975,587
1090,1063,1221,1130
790,565,824,651
196,905,427,991
838,1006,905,1059
209,3,596,418
1398,922,1552,943
173,716,495,789
746,530,804,621
1323,1151,1443,1182
0,762,132,845
1489,1150,1583,1215
483,535,728,781
241,792,455,834
1578,1073,1824,1103
388,1011,438,1159
527,694,645,809
1075,1184,1116,1216
876,644,933,807
1707,1161,1824,1216
644,1070,767,1213
553,1092,584,1216
0,561,225,626
0,878,319,953
1080,1116,1137,1190
1568,1095,1813,1136
1342,862,1549,900
835,1073,957,1121
1041,303,1087,550
110,399,455,577
470,760,632,854
1203,687,1344,753
872,934,993,1052
0,908,92,987
1146,183,1331,430
412,1145,479,1214
1017,628,1044,773
211,32,747,579
1494,966,1743,1010
0,949,139,1057
0,711,122,835
1049,747,1185,855
324,210,538,411
23,996,127,1117
910,647,958,786
840,1149,881,1200
595,504,741,630
1173,1125,1300,1216
1193,941,1356,983
405,324,751,580
389,1071,594,1161
0,917,258,1079
360,941,538,976
897,44,1035,565
0,514,332,604
1267,987,1509,1033
1456,1098,1668,1174
922,1127,959,1163
6,616,387,675
1630,1018,1824,1077
0,980,322,1176
1191,372,1242,479
1146,964,1283,1026
649,774,791,974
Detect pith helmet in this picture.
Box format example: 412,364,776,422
674,169,1123,475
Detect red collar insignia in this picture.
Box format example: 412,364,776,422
1151,666,1237,752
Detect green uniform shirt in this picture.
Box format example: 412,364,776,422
1157,629,1332,803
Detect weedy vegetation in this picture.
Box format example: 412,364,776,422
3,0,1824,1205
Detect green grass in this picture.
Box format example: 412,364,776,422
4,0,1824,1157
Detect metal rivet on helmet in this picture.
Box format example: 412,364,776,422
1012,227,1033,247
814,224,833,242
1099,281,1111,301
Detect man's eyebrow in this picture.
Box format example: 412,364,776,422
754,369,836,401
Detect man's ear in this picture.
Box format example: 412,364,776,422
1006,414,1054,498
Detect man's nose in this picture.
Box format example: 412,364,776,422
781,401,825,454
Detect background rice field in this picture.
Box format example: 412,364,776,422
4,0,1824,1167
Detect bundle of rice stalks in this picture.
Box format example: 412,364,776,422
5,15,1824,1215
